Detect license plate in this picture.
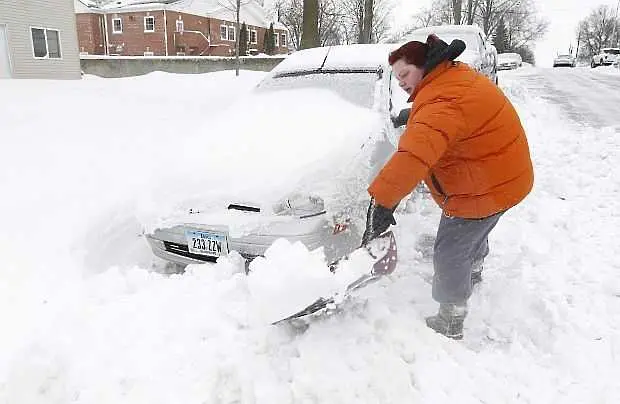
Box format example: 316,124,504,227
185,229,229,257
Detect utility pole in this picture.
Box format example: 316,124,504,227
615,0,619,69
616,0,620,47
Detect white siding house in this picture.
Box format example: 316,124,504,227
0,0,81,79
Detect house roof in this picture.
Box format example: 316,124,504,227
86,0,286,30
171,0,287,30
74,0,103,13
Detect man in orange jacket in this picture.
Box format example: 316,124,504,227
362,35,534,339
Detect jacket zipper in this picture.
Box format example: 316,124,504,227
430,173,449,206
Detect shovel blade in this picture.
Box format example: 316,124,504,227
369,231,398,276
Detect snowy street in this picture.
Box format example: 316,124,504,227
1,66,619,403
516,67,620,128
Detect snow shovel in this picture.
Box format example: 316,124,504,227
273,230,398,324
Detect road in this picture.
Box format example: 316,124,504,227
507,67,620,128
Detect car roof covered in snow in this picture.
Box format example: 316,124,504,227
270,44,393,76
407,24,484,40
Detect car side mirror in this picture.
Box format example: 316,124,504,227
391,108,410,128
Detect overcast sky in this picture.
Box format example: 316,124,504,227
392,0,620,67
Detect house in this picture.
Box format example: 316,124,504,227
0,0,81,79
75,0,289,57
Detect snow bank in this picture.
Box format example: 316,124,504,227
1,68,620,403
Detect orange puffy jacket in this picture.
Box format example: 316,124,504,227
369,61,534,219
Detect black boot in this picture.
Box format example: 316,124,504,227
471,270,483,286
471,261,483,286
425,303,467,340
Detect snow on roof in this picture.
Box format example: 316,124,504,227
88,0,285,30
101,0,177,11
167,0,220,14
74,0,102,13
207,0,278,30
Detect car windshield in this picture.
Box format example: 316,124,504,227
255,71,379,109
603,49,620,55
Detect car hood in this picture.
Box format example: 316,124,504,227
142,88,387,235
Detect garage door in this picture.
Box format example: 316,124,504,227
0,24,12,78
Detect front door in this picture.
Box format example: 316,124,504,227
0,24,12,78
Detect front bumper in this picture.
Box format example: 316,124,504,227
145,216,362,267
498,63,517,70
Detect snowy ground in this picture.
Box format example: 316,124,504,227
1,67,619,403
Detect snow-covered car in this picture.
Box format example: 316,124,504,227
553,53,576,68
144,44,406,270
591,47,620,67
498,52,522,70
407,24,498,84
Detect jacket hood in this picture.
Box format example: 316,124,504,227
423,36,466,76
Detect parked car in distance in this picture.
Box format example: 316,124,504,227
498,52,522,70
143,44,407,271
553,53,576,68
407,24,498,85
591,48,620,67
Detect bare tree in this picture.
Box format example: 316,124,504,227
576,5,619,60
409,0,477,26
274,0,391,48
452,0,463,25
371,0,393,42
360,0,374,43
318,0,345,45
219,0,251,76
277,0,303,49
301,0,320,48
275,0,344,49
501,1,548,48
465,0,480,24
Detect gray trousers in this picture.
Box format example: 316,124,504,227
432,211,505,304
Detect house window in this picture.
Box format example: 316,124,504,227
274,31,279,47
220,25,228,40
176,19,184,33
280,33,286,47
250,29,257,44
144,16,155,32
228,26,235,42
31,28,62,59
112,18,122,33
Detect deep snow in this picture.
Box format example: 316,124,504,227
1,67,619,403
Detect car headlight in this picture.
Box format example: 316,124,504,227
273,193,326,218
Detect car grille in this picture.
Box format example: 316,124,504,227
163,241,217,262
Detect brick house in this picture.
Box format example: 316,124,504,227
75,0,289,57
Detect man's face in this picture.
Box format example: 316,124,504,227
392,59,424,96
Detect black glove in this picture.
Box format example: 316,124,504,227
391,108,410,128
361,198,396,246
